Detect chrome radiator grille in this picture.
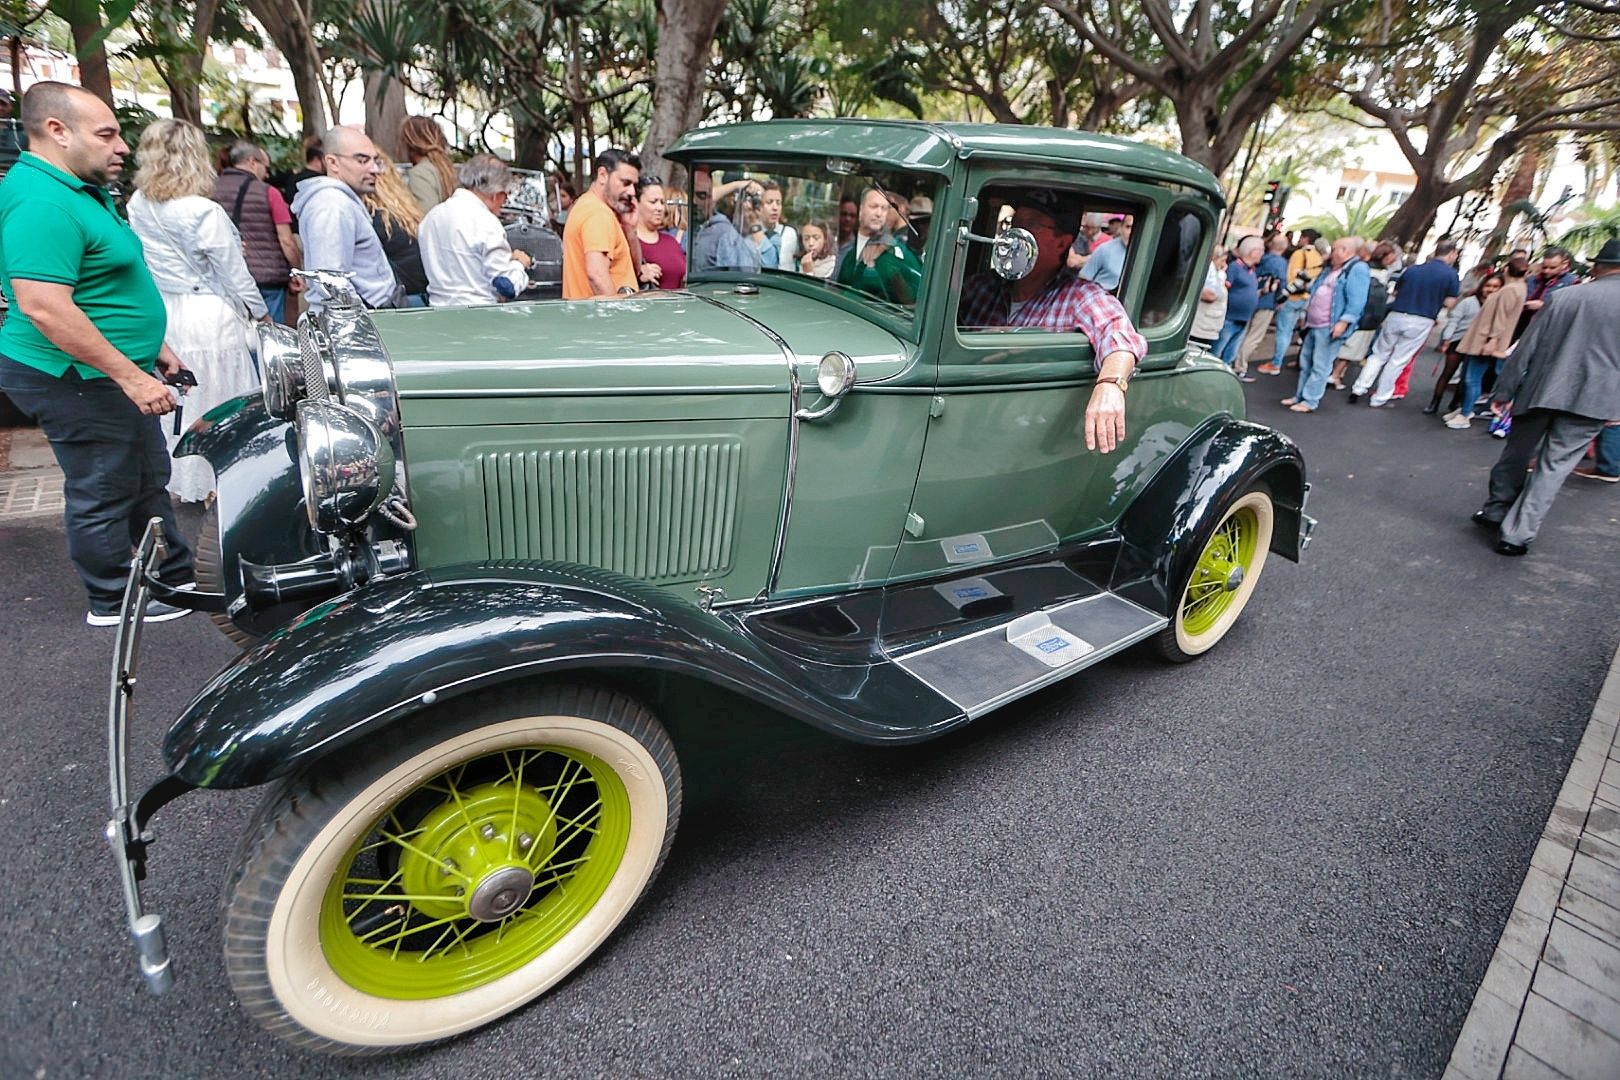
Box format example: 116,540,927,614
299,323,329,402
478,439,743,582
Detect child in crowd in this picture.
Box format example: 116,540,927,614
798,219,837,279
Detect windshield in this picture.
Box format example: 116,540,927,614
685,158,941,321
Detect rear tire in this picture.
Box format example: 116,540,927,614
221,683,680,1054
1154,488,1274,662
195,502,260,649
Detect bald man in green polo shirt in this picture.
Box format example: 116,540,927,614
0,82,195,625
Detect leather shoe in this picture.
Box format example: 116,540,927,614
1470,511,1501,531
1346,392,1360,404
1421,403,1438,415
1494,539,1529,556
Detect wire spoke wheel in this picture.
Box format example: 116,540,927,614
1156,488,1274,662
222,685,680,1054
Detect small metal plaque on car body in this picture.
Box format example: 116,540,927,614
940,532,992,564
933,576,1004,609
1005,613,1093,668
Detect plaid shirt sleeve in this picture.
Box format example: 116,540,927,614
956,271,1146,369
1064,278,1147,367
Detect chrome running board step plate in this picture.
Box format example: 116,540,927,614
891,592,1166,719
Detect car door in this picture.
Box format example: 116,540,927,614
891,168,1215,584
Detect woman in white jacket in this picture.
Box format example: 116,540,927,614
127,118,268,502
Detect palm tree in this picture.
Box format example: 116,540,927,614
1296,192,1397,242
1557,203,1620,261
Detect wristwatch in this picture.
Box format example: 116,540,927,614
1097,371,1131,394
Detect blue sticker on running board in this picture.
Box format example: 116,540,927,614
954,586,989,600
952,543,982,556
1036,637,1070,654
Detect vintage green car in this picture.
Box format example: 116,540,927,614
105,120,1312,1054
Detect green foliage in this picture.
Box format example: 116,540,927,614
1295,193,1397,242
1556,203,1620,261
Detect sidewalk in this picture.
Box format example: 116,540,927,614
0,426,63,522
1447,646,1620,1079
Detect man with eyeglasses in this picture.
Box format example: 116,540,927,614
957,190,1146,453
289,125,400,312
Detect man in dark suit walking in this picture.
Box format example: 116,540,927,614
1473,239,1620,555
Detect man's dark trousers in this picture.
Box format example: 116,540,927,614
0,356,193,613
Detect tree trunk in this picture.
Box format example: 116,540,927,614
51,1,114,108
640,0,730,189
164,0,220,127
246,0,326,138
1380,182,1452,249
363,69,407,158
1481,149,1543,256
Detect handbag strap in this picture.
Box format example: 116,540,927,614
229,173,252,226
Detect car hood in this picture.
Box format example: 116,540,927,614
374,286,913,399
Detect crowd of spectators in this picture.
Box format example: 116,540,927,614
0,82,1612,625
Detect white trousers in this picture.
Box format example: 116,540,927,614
1351,312,1434,405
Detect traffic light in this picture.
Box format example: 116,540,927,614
1262,180,1290,233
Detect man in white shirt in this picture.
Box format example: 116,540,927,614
418,154,533,307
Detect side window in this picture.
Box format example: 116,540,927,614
1139,205,1207,329
956,182,1144,335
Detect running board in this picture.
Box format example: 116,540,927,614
891,592,1166,719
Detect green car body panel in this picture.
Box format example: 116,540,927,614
167,118,1307,781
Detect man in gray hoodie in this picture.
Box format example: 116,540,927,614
289,125,397,311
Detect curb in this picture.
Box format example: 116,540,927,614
1445,643,1620,1079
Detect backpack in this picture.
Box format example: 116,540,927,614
1359,274,1389,330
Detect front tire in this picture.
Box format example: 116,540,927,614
222,684,680,1054
1154,488,1274,662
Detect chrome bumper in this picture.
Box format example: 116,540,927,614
1298,482,1318,553
104,518,224,995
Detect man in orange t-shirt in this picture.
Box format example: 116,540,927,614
562,147,640,299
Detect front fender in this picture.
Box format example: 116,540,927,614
164,561,961,789
1111,416,1307,615
176,394,324,634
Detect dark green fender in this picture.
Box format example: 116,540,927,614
163,562,964,789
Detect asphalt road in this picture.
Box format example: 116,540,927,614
2,366,1618,1080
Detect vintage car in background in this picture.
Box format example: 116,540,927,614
104,120,1312,1054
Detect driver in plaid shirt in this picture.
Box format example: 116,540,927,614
958,190,1146,453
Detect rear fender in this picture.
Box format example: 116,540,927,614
164,561,960,789
1111,416,1307,614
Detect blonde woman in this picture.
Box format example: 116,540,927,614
364,151,430,306
400,115,456,213
127,118,267,503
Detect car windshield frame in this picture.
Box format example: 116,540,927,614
682,155,944,328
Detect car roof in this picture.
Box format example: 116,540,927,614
666,118,1222,200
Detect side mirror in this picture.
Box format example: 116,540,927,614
963,226,1038,281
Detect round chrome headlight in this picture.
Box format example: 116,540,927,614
259,322,303,420
295,399,395,534
816,351,857,398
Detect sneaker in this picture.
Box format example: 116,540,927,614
1255,364,1281,376
86,599,193,627
1238,374,1257,383
1573,465,1620,483
1445,414,1471,430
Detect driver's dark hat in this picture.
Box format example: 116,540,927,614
1014,190,1079,236
1593,238,1620,267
